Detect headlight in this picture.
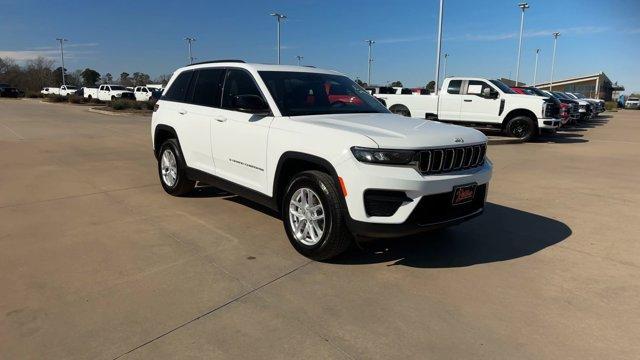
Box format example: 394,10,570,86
351,147,417,165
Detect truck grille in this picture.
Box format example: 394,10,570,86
418,144,486,175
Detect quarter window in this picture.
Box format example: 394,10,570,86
447,80,462,94
163,71,193,102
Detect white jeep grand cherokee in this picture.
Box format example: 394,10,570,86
151,60,493,260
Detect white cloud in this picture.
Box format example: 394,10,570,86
0,50,58,61
453,26,609,42
0,43,99,61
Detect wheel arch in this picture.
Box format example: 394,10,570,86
389,103,411,117
153,124,181,159
273,152,342,209
502,108,538,130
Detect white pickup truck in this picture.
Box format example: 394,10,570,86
133,86,162,101
376,77,561,141
83,84,135,101
40,85,79,96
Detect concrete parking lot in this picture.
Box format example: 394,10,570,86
1,98,639,359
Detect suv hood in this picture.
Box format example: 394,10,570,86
294,113,487,148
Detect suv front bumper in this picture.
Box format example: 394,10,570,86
336,156,492,237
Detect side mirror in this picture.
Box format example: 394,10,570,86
233,95,270,114
483,88,498,99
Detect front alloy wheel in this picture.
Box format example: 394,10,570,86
282,170,352,260
288,188,325,246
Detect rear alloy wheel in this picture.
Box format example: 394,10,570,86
506,116,535,141
282,171,352,260
157,139,195,196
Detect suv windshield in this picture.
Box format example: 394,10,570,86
489,80,516,94
259,71,389,116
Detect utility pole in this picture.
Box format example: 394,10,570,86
56,38,67,86
434,0,444,95
270,13,286,64
550,32,560,90
515,2,529,86
184,37,196,64
532,48,540,86
443,53,449,79
365,40,375,85
296,55,304,66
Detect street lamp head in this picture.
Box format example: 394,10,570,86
444,53,449,58
56,38,68,42
536,48,540,53
518,2,529,10
270,12,286,19
364,39,375,45
553,32,561,38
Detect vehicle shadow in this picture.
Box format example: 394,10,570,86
533,131,588,144
330,203,571,268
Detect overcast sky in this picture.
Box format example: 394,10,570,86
1,0,639,92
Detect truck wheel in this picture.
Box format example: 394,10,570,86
389,105,411,117
87,95,92,100
282,170,353,260
111,95,116,101
506,116,535,141
157,139,195,196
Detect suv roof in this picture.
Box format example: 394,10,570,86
175,61,341,76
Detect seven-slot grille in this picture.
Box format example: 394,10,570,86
418,143,486,175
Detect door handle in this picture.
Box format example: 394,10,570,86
464,99,472,102
214,116,227,122
178,110,187,115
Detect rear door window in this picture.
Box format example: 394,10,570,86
191,68,226,107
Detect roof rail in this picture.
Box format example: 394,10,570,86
189,59,245,65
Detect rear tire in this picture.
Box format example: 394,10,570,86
282,171,353,260
157,139,195,196
505,116,535,141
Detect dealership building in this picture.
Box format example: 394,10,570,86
535,72,624,101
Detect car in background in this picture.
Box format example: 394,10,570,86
538,90,581,125
365,86,396,95
560,92,593,120
511,86,571,126
97,84,135,101
567,92,604,114
133,86,163,101
411,88,430,95
625,97,639,109
0,86,24,98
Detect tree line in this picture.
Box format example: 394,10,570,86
0,56,170,94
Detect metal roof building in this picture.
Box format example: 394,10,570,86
535,72,623,101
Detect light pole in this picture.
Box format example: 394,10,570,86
365,40,375,85
434,0,444,95
443,53,449,79
184,37,196,64
270,13,286,64
550,32,560,90
296,55,304,66
532,48,540,86
515,2,529,86
56,38,67,86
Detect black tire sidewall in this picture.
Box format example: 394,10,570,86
390,105,411,117
157,139,190,195
507,116,535,141
282,173,339,257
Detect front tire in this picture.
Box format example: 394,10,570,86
505,116,535,141
157,139,195,196
282,171,352,260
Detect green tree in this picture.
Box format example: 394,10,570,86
132,72,151,86
390,81,403,87
426,80,436,92
104,73,113,83
81,68,100,86
119,72,132,86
